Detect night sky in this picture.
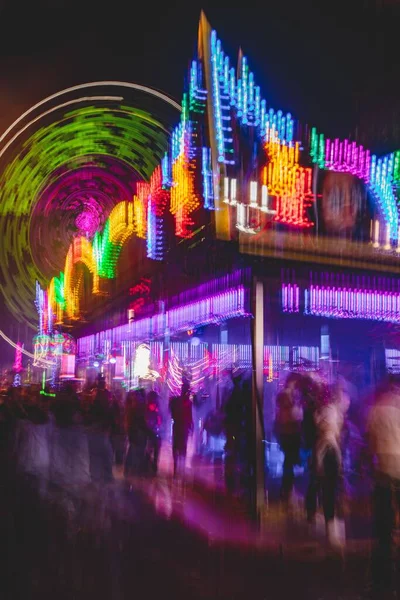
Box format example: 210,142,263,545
0,0,398,362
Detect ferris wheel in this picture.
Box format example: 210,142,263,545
0,82,180,328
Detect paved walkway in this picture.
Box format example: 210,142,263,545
123,441,374,558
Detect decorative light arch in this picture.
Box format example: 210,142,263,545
64,237,99,319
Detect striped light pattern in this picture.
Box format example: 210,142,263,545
310,128,398,243
77,286,250,357
169,95,200,238
263,134,314,228
282,283,300,313
304,285,400,322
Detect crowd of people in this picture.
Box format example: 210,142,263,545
2,367,400,593
0,374,197,489
275,370,400,590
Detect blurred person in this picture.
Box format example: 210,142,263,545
367,377,400,592
145,390,162,475
275,373,303,504
110,391,126,468
86,375,114,484
170,378,193,478
124,389,148,476
14,387,52,499
313,382,349,548
303,374,328,523
203,406,225,459
224,374,243,494
50,383,90,494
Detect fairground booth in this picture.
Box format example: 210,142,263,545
32,14,400,517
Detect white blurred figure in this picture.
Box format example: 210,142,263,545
50,385,91,494
15,391,52,499
314,382,349,549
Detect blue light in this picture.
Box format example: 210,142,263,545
254,86,261,126
229,68,236,105
368,152,398,242
202,147,214,209
162,154,170,188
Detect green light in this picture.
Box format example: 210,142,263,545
0,104,171,328
54,272,66,309
40,390,56,397
93,219,122,279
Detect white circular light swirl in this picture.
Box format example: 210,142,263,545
0,330,55,367
0,81,181,148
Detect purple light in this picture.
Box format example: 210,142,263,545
305,285,400,322
75,208,101,237
282,283,300,313
324,138,371,182
77,285,251,357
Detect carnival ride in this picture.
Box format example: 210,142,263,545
0,14,399,386
0,82,180,329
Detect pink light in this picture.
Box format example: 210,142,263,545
324,138,371,181
13,342,23,373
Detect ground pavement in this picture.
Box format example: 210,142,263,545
0,445,394,600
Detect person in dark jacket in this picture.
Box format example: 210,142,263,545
124,389,148,476
170,380,193,477
145,391,162,474
275,374,303,503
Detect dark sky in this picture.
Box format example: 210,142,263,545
0,0,398,362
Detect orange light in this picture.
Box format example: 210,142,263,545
170,127,200,238
134,182,150,239
64,236,99,319
264,132,314,228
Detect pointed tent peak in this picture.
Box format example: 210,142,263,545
198,10,212,60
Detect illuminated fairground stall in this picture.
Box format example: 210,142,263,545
33,14,400,517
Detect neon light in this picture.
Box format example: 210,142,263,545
305,285,400,322
134,182,149,240
77,283,250,359
281,283,300,313
210,31,235,165
264,135,314,228
13,342,23,373
64,236,99,319
202,147,214,209
0,89,177,328
170,106,200,238
147,166,170,260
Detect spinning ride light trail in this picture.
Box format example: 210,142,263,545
0,83,181,328
0,330,55,367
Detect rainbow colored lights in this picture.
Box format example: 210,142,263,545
170,97,200,238
0,93,175,328
310,128,399,243
1,18,398,334
147,166,170,260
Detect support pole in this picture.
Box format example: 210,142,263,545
250,276,265,525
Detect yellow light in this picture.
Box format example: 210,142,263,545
109,201,135,245
64,236,99,319
134,183,149,239
170,152,200,238
263,134,314,228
